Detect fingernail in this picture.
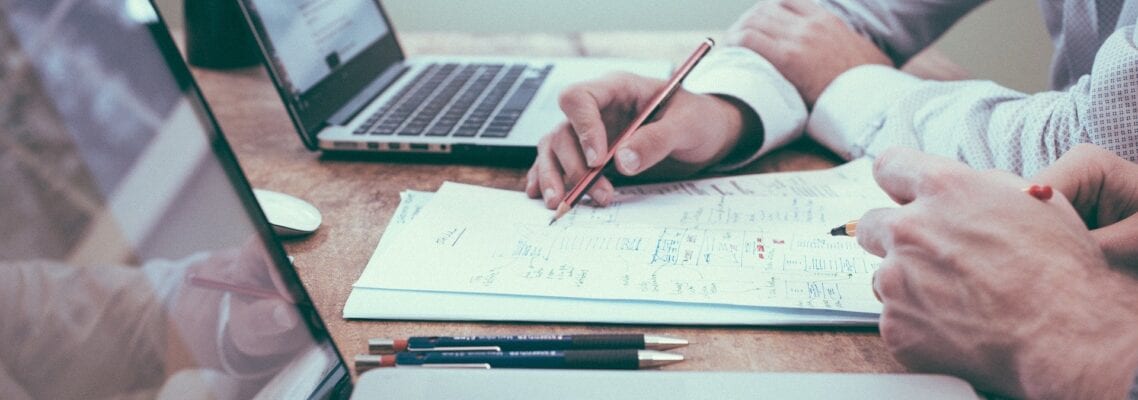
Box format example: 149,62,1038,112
543,188,556,203
617,148,640,173
584,148,598,166
593,190,609,205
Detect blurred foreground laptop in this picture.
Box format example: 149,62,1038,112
233,0,670,162
0,0,351,398
0,1,975,398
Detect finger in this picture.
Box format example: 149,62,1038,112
1032,144,1138,227
854,207,898,258
726,1,770,36
525,165,540,198
535,141,567,209
871,147,966,205
229,299,306,357
780,0,827,15
1030,144,1105,220
587,177,616,207
1091,216,1138,269
559,74,649,168
727,26,779,58
550,134,616,207
549,128,592,186
871,268,882,302
612,121,683,176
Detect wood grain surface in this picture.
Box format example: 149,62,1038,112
189,31,907,377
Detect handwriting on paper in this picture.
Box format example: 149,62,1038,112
358,160,893,314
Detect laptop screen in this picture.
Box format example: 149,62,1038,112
0,0,349,398
238,0,404,147
244,0,388,94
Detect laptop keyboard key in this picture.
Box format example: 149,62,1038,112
353,62,553,142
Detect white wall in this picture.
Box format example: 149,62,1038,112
157,0,1052,92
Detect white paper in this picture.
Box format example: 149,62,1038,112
355,160,893,314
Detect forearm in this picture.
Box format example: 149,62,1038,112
0,260,174,397
1017,296,1138,399
817,0,986,65
809,26,1138,177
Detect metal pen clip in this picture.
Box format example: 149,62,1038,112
417,363,493,369
407,345,502,352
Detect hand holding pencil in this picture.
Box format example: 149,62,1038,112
546,39,714,224
527,39,762,216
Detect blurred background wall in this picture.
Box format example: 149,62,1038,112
157,0,1052,93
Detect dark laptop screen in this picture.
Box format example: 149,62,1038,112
238,0,404,148
244,0,388,95
0,0,348,398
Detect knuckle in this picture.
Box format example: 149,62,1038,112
914,167,964,196
1069,143,1102,156
727,28,757,48
873,148,901,174
557,87,586,110
877,312,904,351
885,211,924,246
537,134,553,149
874,262,903,300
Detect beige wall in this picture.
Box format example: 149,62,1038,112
157,0,1052,92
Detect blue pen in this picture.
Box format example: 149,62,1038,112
354,349,683,370
369,334,688,354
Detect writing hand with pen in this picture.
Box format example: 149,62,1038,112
526,45,761,212
166,237,310,379
852,145,1138,399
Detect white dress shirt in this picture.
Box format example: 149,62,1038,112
687,0,1138,177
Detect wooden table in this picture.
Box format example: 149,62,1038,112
189,32,927,377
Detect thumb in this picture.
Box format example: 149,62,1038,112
612,122,681,176
228,299,307,357
1090,215,1138,270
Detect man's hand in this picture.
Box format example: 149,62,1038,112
856,147,1138,398
527,72,758,209
1032,144,1138,269
169,238,309,375
726,0,891,107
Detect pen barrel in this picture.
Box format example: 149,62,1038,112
395,349,640,369
562,349,640,369
410,334,644,351
569,334,644,350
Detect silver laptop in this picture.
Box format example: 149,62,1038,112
0,2,978,398
234,0,670,162
1,0,351,397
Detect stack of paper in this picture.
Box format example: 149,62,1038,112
345,159,895,325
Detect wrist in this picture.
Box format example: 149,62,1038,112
708,94,763,168
1016,285,1138,399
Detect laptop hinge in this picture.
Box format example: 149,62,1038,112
328,63,409,126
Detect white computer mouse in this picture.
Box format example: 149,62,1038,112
252,188,322,237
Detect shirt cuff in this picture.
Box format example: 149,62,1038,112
807,65,923,160
683,47,807,171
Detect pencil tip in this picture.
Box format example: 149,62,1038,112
829,225,846,236
548,203,570,226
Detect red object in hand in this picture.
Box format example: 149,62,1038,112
1024,184,1053,200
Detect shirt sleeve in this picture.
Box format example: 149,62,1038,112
817,0,987,66
0,258,195,398
807,25,1138,177
682,46,807,171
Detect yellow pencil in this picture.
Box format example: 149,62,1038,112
829,220,858,237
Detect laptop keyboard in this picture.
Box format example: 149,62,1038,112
352,62,551,139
